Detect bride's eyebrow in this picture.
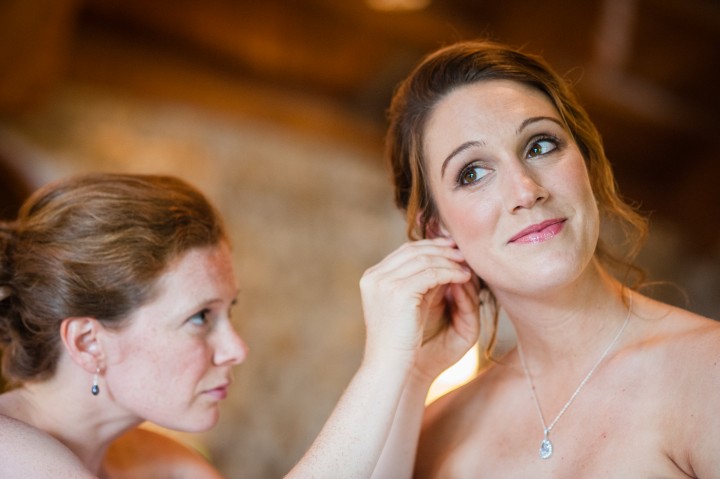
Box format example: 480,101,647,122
441,140,486,178
516,116,564,135
439,116,564,179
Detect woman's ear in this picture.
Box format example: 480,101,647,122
60,317,104,373
424,215,452,240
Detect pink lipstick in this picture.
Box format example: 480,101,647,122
509,219,565,244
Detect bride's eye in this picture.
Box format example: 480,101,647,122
458,164,490,186
526,137,558,158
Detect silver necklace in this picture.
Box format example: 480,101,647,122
516,296,632,460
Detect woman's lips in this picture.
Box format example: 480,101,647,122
508,218,566,244
203,384,229,400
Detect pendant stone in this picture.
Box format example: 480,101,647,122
539,438,553,459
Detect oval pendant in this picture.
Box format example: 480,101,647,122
539,438,553,459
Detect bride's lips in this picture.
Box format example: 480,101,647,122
508,218,566,244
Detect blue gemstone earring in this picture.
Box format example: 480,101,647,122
91,368,100,396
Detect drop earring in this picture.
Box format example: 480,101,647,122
91,367,100,396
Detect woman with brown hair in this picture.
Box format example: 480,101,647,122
361,40,720,477
0,173,247,477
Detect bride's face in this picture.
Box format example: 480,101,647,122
422,79,600,296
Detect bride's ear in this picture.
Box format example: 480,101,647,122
60,317,105,373
423,215,451,240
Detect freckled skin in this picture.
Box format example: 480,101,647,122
101,243,247,433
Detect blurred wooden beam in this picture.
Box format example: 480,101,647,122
0,0,82,113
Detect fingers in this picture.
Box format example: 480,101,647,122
360,239,474,358
449,275,481,316
360,240,486,379
364,238,461,272
361,238,471,298
421,279,480,343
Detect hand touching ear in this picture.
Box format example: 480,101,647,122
416,265,481,380
287,237,481,479
359,237,480,379
423,216,452,241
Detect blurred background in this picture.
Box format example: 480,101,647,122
1,0,718,476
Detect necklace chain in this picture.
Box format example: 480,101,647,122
516,294,633,459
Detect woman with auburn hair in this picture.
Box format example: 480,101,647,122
359,40,720,477
0,173,246,478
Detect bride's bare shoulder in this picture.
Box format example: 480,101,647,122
0,413,95,478
677,307,720,349
634,294,720,404
642,302,720,477
633,293,719,347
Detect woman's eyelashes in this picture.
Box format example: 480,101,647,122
454,134,563,187
456,162,492,186
525,134,561,158
188,308,212,328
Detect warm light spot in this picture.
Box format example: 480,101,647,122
366,0,431,12
139,422,212,458
426,343,480,404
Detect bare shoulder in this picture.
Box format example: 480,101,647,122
0,413,95,478
668,309,720,475
664,302,720,374
104,426,223,479
636,296,720,474
636,297,720,397
638,296,720,365
660,306,720,409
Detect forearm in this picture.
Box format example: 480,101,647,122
287,238,479,478
284,353,415,479
370,370,433,479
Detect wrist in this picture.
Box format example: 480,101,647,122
360,344,416,378
408,363,441,390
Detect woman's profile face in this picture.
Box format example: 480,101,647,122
101,242,247,432
422,79,600,297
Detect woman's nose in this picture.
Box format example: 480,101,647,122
214,321,249,366
503,163,548,213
